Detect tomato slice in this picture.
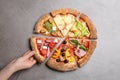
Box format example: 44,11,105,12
84,41,89,48
48,42,56,48
40,49,47,56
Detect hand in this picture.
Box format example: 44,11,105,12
9,50,36,72
0,50,36,80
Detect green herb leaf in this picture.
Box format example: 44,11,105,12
44,21,53,30
48,29,56,33
79,45,88,51
70,39,79,47
76,21,83,30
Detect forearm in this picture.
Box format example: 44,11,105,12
0,66,16,80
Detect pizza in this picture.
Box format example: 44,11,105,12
30,36,60,63
46,39,78,71
68,38,96,67
68,13,97,39
30,8,97,72
46,38,96,71
34,14,63,37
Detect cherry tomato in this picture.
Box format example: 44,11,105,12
40,49,47,56
84,42,89,48
48,42,56,48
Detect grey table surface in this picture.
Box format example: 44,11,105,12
0,0,120,80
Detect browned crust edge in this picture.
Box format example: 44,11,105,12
34,13,63,37
46,58,78,72
51,8,80,17
80,13,97,39
30,36,45,63
77,41,97,67
34,13,51,33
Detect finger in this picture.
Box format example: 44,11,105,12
31,60,36,65
29,57,34,61
23,50,31,56
24,51,35,59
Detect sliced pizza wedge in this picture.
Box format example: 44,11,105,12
34,14,63,37
51,8,80,37
30,36,60,63
46,39,78,71
69,38,96,67
68,13,97,39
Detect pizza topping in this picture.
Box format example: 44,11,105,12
56,59,60,62
63,14,75,24
42,46,48,49
53,38,59,43
67,57,75,62
47,47,50,57
40,49,47,56
37,39,42,43
76,21,90,37
48,42,56,48
61,53,65,57
62,40,67,44
44,21,56,33
70,39,79,47
54,15,64,30
75,48,86,57
44,21,53,30
52,26,56,31
61,48,65,52
84,41,89,48
79,45,88,51
52,49,60,59
60,56,65,61
64,59,69,63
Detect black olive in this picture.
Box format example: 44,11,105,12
61,53,65,57
64,59,69,63
56,59,60,62
63,40,67,44
61,48,65,52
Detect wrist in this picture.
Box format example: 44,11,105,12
4,64,16,74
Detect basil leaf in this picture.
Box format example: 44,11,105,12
70,39,79,47
79,45,88,51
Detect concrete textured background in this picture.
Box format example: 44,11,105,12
0,0,120,80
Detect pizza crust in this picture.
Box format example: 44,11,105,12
51,8,80,17
34,13,63,37
77,41,97,67
34,13,51,33
30,37,45,63
46,58,78,72
80,14,97,39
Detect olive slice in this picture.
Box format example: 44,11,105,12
56,59,60,62
64,59,69,63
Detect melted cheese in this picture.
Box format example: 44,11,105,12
37,40,42,43
54,15,64,30
63,14,75,24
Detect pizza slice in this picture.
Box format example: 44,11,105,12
30,36,60,63
51,8,80,37
34,14,63,37
68,13,97,39
46,39,78,71
69,38,96,67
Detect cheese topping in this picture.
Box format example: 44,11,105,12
37,40,42,43
54,38,58,43
42,46,47,49
54,15,64,30
52,26,56,31
63,14,75,24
